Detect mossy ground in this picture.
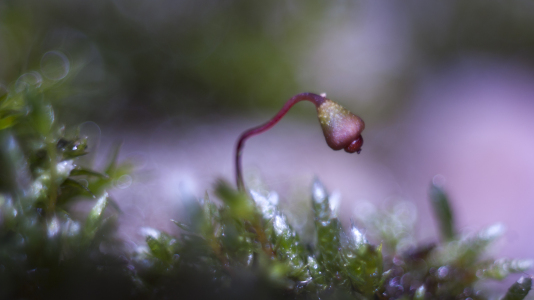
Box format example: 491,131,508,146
0,75,532,300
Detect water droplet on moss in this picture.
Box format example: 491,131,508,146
250,189,278,219
115,174,133,189
437,266,449,279
350,225,367,246
47,216,61,238
273,214,289,236
15,72,42,92
40,50,70,80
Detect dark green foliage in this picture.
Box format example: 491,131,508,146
132,178,532,300
311,180,382,296
0,80,135,299
0,74,532,300
503,277,532,300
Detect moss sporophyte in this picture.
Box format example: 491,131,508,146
235,92,365,191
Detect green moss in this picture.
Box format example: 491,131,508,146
0,76,531,300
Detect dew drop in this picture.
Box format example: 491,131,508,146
350,225,367,246
250,189,277,219
115,174,133,189
273,214,289,236
47,216,61,238
40,50,70,80
437,266,449,279
56,160,75,177
15,72,42,92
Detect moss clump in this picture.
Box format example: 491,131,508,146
0,74,531,300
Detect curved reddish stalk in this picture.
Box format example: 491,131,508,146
235,93,326,191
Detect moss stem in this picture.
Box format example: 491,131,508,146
235,93,326,191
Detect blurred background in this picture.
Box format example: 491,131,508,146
2,0,534,263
